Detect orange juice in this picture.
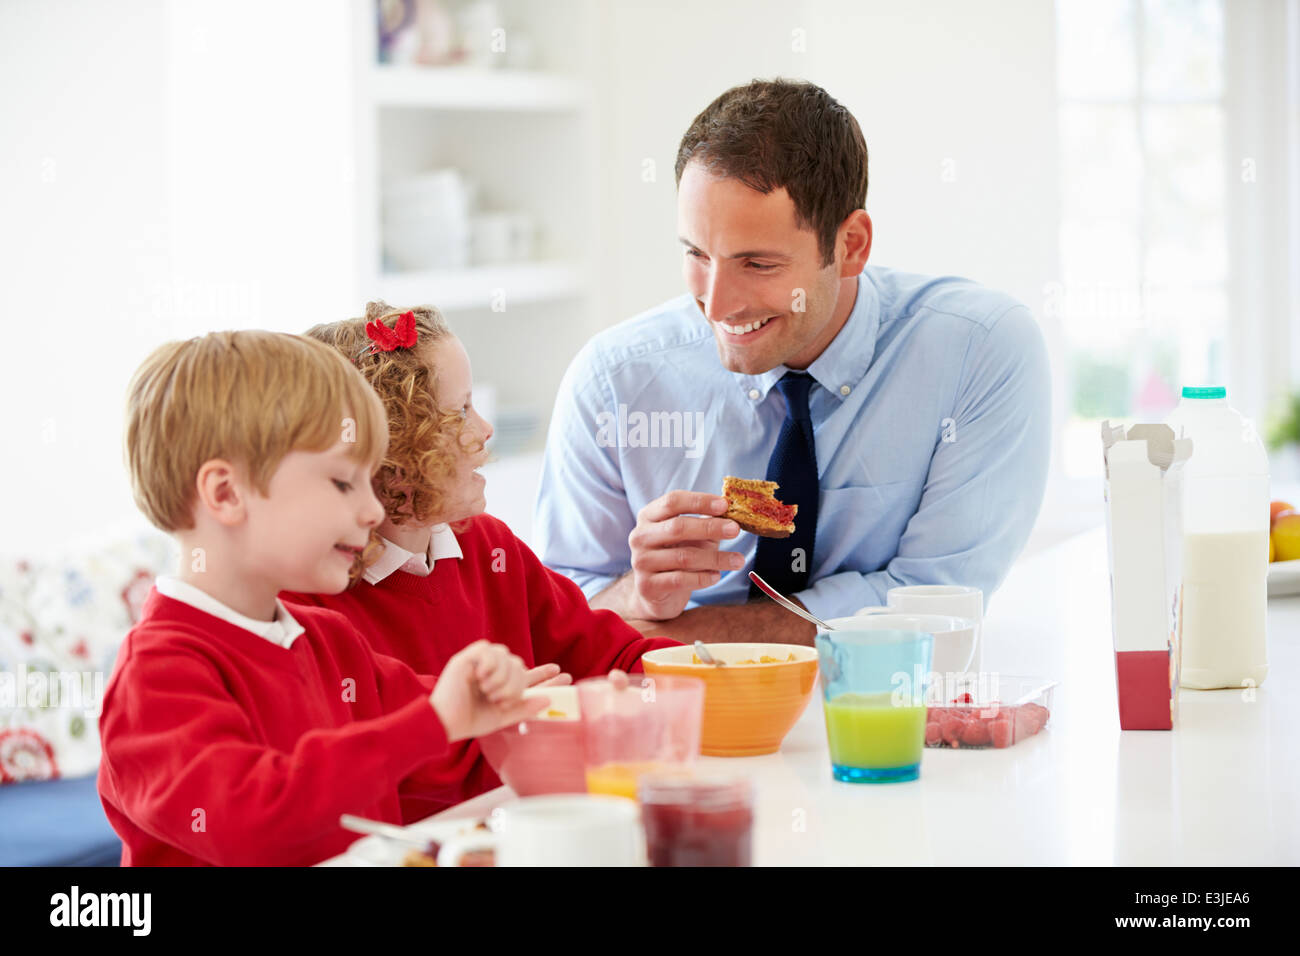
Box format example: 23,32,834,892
585,762,668,800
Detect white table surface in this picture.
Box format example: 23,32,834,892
328,524,1299,866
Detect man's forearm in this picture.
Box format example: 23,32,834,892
630,599,818,647
588,571,638,618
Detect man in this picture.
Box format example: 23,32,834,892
535,78,1051,644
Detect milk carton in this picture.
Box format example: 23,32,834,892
1101,422,1193,730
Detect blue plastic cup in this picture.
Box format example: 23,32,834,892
815,627,934,783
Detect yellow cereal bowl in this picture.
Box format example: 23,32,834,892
640,643,819,757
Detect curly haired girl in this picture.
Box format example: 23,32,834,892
281,302,680,819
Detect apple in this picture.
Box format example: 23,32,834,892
1272,511,1300,562
1271,500,1295,528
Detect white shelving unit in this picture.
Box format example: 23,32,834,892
369,64,590,111
374,260,586,312
351,0,603,451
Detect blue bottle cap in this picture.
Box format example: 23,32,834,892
1181,386,1226,399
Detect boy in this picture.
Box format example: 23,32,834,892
98,330,542,865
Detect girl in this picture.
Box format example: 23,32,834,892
282,302,680,819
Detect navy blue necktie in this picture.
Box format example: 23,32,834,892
749,372,819,598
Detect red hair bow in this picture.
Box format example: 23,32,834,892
365,310,418,353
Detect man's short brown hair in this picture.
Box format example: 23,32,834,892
124,330,388,532
675,78,868,268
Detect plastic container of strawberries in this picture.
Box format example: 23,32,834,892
924,676,1057,749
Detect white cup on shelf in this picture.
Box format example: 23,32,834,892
470,212,515,265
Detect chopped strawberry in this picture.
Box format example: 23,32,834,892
989,716,1015,748
1021,703,1050,733
959,718,991,747
938,711,966,746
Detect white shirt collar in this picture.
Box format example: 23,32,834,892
154,575,306,649
362,523,463,584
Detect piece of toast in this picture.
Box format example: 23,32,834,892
722,475,797,538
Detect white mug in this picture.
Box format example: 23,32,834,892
858,585,984,670
470,212,515,265
436,795,642,867
834,612,977,675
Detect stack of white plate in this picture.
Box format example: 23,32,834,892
382,169,475,271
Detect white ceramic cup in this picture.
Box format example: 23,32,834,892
506,211,536,260
470,212,515,264
857,585,984,670
436,794,642,867
833,612,977,675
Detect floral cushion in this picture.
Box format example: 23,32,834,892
0,526,176,784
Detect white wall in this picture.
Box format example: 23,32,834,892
0,0,1117,558
0,0,357,555
593,0,1060,324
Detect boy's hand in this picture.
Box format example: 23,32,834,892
526,663,573,689
431,640,548,742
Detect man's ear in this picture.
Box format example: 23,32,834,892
194,458,248,528
838,210,872,275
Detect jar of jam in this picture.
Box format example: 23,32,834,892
638,773,754,867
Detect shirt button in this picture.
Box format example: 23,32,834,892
748,389,760,400
840,384,851,396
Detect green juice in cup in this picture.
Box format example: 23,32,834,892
823,692,927,776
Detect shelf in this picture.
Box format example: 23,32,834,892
373,261,587,311
369,65,589,112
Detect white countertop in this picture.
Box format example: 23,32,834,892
332,525,1300,865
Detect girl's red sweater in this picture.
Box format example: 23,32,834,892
282,513,681,820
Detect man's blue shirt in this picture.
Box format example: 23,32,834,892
534,264,1052,620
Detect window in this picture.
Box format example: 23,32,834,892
1055,0,1227,477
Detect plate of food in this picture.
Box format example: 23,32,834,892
336,815,496,867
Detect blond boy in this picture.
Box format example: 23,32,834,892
98,330,542,865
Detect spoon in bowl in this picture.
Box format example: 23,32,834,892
748,571,835,632
693,641,725,666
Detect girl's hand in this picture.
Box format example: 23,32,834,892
432,640,548,741
526,663,573,689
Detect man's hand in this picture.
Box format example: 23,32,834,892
432,640,549,742
591,490,743,621
624,600,818,647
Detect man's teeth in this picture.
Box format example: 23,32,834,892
720,316,774,335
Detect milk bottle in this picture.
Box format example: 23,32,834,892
1164,387,1269,689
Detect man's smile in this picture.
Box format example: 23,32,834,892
715,314,780,340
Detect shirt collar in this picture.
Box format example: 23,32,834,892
362,524,463,584
153,575,305,649
737,271,880,403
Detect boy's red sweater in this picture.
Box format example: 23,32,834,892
282,513,681,820
97,589,469,866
